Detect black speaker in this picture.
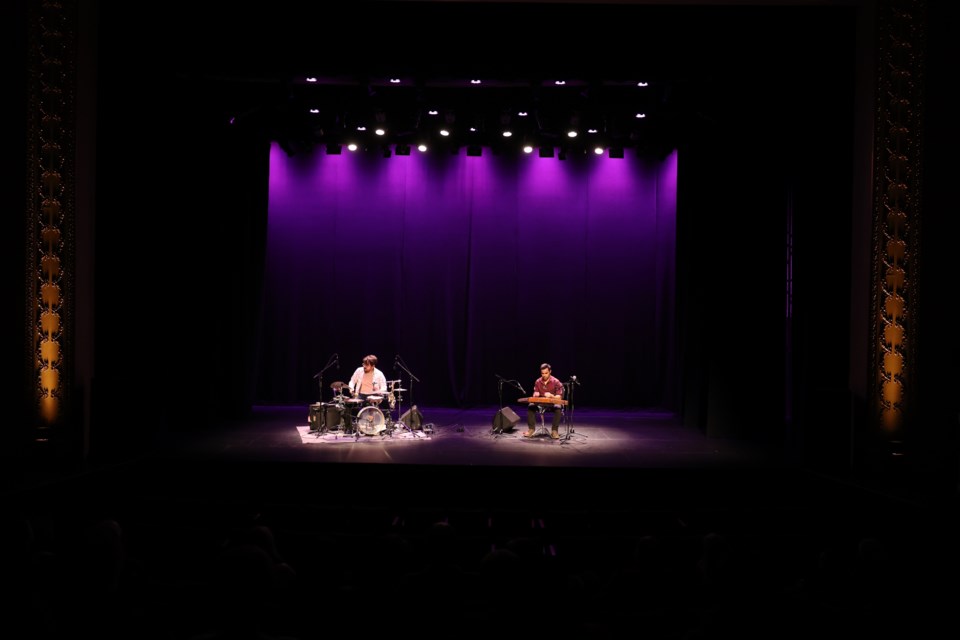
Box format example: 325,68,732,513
308,403,323,432
492,406,520,431
400,405,424,430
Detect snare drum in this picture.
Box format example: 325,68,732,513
356,406,386,435
365,395,383,406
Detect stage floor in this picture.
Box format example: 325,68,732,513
72,404,884,518
9,405,952,537
155,405,783,471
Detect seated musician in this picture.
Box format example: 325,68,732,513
348,354,388,403
524,362,564,439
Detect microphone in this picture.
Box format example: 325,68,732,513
570,375,581,386
514,381,526,394
334,353,340,369
394,355,399,371
495,374,505,381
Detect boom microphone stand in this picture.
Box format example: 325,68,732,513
394,355,421,436
313,353,339,401
311,353,339,437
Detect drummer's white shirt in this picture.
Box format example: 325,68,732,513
349,366,387,396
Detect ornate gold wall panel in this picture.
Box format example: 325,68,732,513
26,0,77,432
871,0,924,440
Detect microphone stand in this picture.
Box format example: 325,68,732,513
395,356,421,436
313,354,338,400
492,376,522,437
493,376,507,436
312,354,339,438
561,376,581,443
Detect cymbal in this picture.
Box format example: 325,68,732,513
330,381,346,389
391,387,408,392
387,380,402,384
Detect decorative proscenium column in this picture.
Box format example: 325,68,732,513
870,0,924,455
25,0,77,437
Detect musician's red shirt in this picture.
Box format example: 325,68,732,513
534,375,564,397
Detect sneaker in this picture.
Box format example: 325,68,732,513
550,431,560,439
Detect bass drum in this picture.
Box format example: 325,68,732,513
356,406,386,435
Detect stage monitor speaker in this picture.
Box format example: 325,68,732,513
400,405,424,430
492,406,520,431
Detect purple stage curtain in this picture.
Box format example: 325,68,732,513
257,144,677,409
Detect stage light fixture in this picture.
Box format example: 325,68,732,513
609,146,624,159
395,143,411,156
538,146,554,158
325,143,342,155
466,145,483,156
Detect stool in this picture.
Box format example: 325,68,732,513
533,404,564,438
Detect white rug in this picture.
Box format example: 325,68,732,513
297,425,431,444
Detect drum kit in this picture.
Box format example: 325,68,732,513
308,379,411,437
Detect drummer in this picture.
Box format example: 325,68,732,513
347,354,389,404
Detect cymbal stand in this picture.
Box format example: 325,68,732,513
375,379,400,436
395,355,421,436
390,380,416,435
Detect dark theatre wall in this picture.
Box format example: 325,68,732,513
5,1,958,489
